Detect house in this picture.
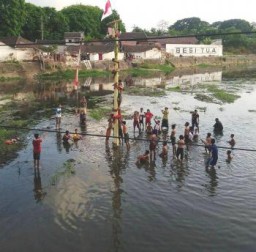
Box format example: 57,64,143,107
119,32,148,46
166,43,223,57
66,42,124,63
147,36,199,50
64,32,84,45
0,36,38,62
122,44,161,60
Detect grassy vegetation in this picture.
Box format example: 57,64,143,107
89,107,111,120
125,87,166,97
140,63,174,74
166,86,181,92
0,76,22,82
197,63,212,68
38,69,111,80
207,85,240,103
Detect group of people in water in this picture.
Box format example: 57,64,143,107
32,78,235,170
103,107,234,169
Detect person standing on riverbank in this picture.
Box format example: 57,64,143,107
33,133,42,168
55,104,62,130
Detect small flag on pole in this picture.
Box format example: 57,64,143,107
101,0,112,21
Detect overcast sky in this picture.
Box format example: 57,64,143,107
26,0,256,31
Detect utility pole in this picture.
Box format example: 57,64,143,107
40,15,44,40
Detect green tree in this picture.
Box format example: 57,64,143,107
218,19,253,32
42,7,69,40
61,5,102,38
0,0,26,36
22,3,44,41
169,17,210,34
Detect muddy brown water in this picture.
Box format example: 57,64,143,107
0,67,256,252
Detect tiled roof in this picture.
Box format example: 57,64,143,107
122,44,158,53
147,36,198,45
64,32,84,39
0,36,35,48
119,32,148,41
67,42,115,54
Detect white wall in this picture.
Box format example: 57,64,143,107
145,48,162,59
129,48,161,59
0,44,34,62
166,44,223,57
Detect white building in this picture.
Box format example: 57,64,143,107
166,44,223,57
0,36,37,62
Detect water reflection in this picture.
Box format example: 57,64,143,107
33,168,46,202
56,131,62,153
105,144,129,252
205,167,219,196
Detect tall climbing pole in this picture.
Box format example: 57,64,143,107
109,20,121,146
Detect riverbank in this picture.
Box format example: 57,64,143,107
1,55,256,80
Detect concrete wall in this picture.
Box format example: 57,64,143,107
130,48,161,59
166,44,223,57
0,44,35,62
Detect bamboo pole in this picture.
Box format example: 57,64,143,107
113,20,120,146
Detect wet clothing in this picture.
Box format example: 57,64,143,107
207,144,218,166
213,121,223,132
161,110,169,129
139,113,144,124
145,112,153,125
191,112,199,129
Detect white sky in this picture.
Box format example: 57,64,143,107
26,0,256,31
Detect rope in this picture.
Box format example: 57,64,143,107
1,125,256,152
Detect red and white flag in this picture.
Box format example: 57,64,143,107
101,0,112,21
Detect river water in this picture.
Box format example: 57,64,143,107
0,67,256,252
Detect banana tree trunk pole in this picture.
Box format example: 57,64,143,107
113,21,120,146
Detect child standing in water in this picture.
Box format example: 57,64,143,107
139,108,145,131
227,134,235,147
55,104,62,130
176,135,185,162
149,133,158,161
136,150,150,164
133,111,140,133
170,124,177,157
161,107,169,131
159,141,168,158
122,121,130,150
33,133,42,168
106,116,113,143
226,150,233,162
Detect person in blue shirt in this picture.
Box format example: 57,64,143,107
206,138,218,168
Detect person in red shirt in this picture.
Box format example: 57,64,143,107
33,133,42,168
144,109,154,127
